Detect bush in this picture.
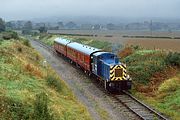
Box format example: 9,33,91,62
17,47,22,52
2,31,19,40
34,92,53,120
123,50,166,84
119,47,133,58
46,75,62,92
158,77,180,92
165,52,180,67
23,39,31,47
0,96,33,119
22,29,32,35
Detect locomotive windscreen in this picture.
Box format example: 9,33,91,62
115,68,123,77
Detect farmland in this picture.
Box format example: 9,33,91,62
49,30,180,52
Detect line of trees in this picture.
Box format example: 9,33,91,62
0,18,6,32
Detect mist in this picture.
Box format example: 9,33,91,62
1,0,180,21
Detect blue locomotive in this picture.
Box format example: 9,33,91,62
54,38,132,91
92,52,131,91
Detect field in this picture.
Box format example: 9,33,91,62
49,30,180,52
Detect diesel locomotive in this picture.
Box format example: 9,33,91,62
54,38,132,91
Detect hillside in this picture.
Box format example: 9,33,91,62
119,47,180,120
0,32,92,120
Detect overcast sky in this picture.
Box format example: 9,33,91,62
1,0,180,21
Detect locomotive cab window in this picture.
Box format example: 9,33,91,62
115,68,123,77
111,56,114,59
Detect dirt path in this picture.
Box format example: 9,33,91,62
30,40,139,120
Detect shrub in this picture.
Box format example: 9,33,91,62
2,31,19,40
34,92,53,120
22,29,32,35
0,96,33,119
119,47,133,58
23,39,31,47
158,77,180,92
46,75,62,92
165,52,180,67
17,47,22,52
133,45,140,50
123,50,166,84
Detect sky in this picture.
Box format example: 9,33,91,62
0,0,180,21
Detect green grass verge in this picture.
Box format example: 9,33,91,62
0,33,92,120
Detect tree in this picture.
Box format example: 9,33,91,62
38,26,47,33
65,21,77,29
6,22,13,29
0,18,6,32
24,21,32,30
106,23,115,30
92,24,101,30
57,22,64,29
22,21,32,34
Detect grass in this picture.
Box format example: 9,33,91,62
134,74,180,120
36,33,115,51
38,33,60,46
0,32,92,120
122,49,167,84
69,37,112,50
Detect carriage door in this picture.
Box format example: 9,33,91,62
92,56,98,75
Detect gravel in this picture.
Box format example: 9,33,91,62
30,40,140,120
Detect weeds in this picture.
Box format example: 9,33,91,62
158,77,180,93
123,50,166,84
17,47,22,52
34,92,53,120
24,63,43,78
23,39,31,47
165,52,180,67
46,75,62,92
0,96,33,120
2,31,19,40
119,47,133,58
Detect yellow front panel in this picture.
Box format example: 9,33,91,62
110,64,127,81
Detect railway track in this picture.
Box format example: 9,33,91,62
113,91,168,120
32,39,169,120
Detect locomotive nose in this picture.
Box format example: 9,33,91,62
110,64,127,81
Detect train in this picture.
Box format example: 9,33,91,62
54,38,132,92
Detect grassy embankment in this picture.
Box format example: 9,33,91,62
36,33,180,120
0,32,92,120
119,46,180,120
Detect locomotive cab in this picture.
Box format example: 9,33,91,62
91,52,131,92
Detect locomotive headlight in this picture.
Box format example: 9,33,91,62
109,83,115,87
127,75,129,78
126,75,132,81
